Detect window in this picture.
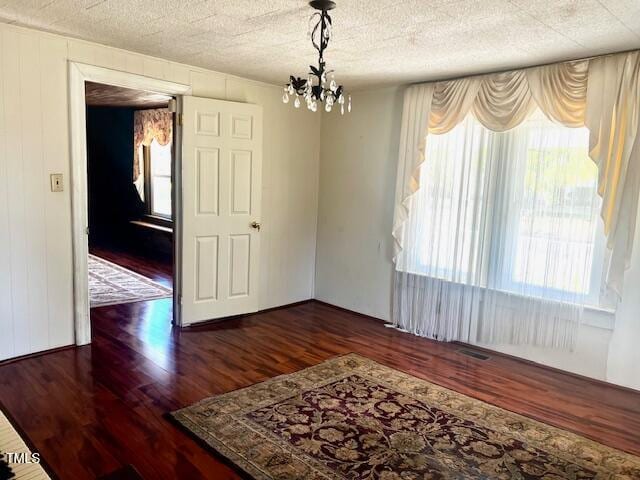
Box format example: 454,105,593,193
141,138,173,219
402,109,609,308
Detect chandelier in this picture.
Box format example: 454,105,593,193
282,0,351,114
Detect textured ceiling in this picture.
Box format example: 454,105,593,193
85,81,172,107
1,0,639,89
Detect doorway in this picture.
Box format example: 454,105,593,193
85,82,175,310
69,63,264,345
69,63,191,345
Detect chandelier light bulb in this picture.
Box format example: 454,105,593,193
287,84,294,95
329,79,337,91
341,104,344,115
348,95,352,112
325,102,332,112
294,96,301,108
282,92,289,104
311,101,318,112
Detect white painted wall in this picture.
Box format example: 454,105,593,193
316,86,403,320
315,85,626,384
477,325,612,380
606,206,640,390
0,22,320,361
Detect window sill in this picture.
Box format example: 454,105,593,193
584,304,616,315
144,214,172,226
582,305,615,331
130,219,172,234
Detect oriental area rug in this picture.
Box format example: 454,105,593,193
88,254,172,307
171,354,640,479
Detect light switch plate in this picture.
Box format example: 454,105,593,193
50,173,63,192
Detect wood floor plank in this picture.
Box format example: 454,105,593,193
0,250,639,479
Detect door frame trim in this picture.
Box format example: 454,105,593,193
68,62,191,345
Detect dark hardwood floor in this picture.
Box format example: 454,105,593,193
0,286,639,477
90,244,173,289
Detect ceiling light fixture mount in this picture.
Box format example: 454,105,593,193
282,0,351,114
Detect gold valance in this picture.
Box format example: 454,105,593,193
133,108,173,182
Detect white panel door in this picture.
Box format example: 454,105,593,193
181,96,262,324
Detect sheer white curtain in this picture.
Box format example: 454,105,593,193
393,110,607,347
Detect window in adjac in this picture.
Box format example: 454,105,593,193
148,138,172,218
399,109,610,310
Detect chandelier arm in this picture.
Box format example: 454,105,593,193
310,12,322,52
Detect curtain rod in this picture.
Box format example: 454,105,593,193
409,47,640,86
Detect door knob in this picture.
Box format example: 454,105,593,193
250,221,261,231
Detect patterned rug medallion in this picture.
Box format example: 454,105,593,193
172,354,640,480
88,254,172,307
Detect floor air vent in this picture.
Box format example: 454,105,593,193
457,349,491,361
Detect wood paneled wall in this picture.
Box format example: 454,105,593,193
0,28,73,359
0,22,321,360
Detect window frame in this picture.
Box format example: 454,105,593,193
142,141,173,223
405,112,612,310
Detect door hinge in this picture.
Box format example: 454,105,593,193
177,112,184,126
85,226,90,235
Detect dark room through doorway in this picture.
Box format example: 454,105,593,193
84,81,176,312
